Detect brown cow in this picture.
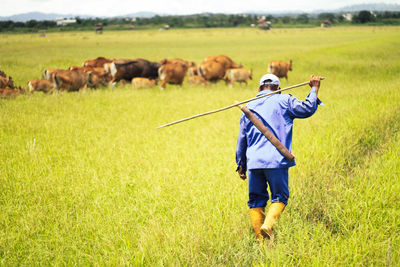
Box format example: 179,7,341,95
267,60,292,80
83,57,113,68
131,77,156,89
200,55,242,82
161,58,198,77
160,58,184,65
0,75,14,89
28,79,55,94
187,75,209,86
224,68,253,87
53,70,92,92
0,87,25,98
43,69,66,83
158,61,188,89
198,61,226,82
160,58,195,68
202,55,242,70
69,66,111,88
0,76,13,88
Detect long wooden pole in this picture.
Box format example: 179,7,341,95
156,78,324,129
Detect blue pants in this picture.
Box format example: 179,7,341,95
248,168,289,208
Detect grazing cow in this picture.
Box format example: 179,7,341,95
187,75,209,86
107,59,160,86
160,58,185,65
267,60,292,80
83,57,113,68
202,55,242,70
162,59,197,73
198,61,226,82
131,77,156,89
158,61,188,89
224,68,253,87
160,58,195,69
0,87,25,98
43,69,67,83
69,66,111,88
200,55,242,82
53,70,92,92
0,75,14,89
161,58,198,77
28,79,55,94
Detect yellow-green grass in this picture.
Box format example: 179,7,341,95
1,27,399,266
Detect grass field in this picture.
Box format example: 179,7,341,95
1,26,400,266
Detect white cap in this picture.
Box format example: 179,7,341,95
259,73,280,86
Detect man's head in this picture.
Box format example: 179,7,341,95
259,73,280,91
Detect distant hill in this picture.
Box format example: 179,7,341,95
122,12,158,18
337,3,400,12
0,11,156,22
1,3,399,22
0,12,93,22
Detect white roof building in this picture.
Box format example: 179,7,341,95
56,18,77,26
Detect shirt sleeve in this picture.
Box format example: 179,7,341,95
236,114,247,172
287,86,321,119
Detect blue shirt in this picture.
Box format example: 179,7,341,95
236,87,321,171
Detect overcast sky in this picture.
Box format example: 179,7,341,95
2,0,400,17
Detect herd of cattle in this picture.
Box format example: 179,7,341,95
0,55,293,98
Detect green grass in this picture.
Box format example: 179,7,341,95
0,26,400,266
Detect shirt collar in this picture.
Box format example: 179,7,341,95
256,89,274,97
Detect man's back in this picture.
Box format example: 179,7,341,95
236,86,320,170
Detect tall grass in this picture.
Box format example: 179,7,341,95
0,27,399,265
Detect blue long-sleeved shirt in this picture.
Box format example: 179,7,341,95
236,87,321,171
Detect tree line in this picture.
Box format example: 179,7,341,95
1,11,400,32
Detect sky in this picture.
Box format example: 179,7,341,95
2,0,400,17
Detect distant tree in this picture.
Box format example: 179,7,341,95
318,13,335,22
15,22,25,27
41,20,56,28
228,15,241,27
296,14,309,24
26,20,38,28
0,20,13,29
75,16,82,24
282,16,291,24
265,15,273,21
378,11,400,19
353,10,375,23
201,16,211,27
336,14,345,23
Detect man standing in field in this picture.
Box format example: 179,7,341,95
236,74,322,242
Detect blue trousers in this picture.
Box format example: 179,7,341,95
248,168,289,208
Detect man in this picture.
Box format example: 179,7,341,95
236,74,322,242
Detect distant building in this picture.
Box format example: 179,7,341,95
56,18,77,26
343,13,353,21
257,18,271,30
95,23,103,34
321,20,332,28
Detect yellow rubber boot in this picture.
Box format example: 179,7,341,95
248,207,265,242
260,202,286,240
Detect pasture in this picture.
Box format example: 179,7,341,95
1,26,400,266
